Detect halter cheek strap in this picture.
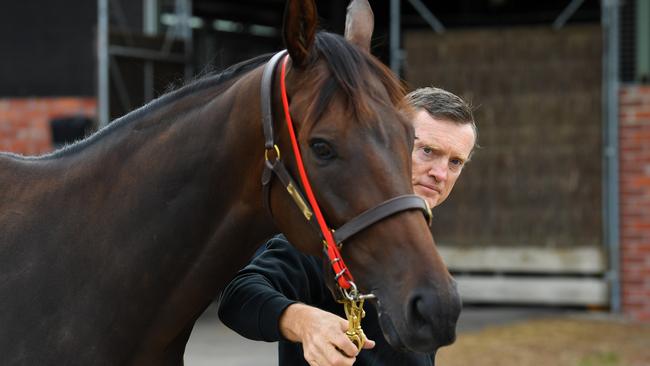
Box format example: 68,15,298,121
260,50,432,291
279,55,355,289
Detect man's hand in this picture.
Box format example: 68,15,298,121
279,303,376,366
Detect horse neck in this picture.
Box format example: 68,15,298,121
128,69,274,263
50,66,276,332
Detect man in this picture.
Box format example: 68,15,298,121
218,87,477,366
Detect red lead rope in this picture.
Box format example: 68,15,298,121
280,55,354,290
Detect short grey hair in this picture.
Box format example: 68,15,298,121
405,87,478,154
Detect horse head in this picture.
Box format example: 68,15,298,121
266,0,462,354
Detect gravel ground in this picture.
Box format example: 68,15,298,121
184,305,276,366
437,315,650,366
184,304,650,366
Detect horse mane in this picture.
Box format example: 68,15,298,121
4,33,403,161
5,54,273,161
308,32,407,126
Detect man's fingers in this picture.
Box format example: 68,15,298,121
337,318,349,332
332,332,359,358
308,340,355,366
363,338,376,349
324,343,356,366
301,311,368,366
335,318,375,354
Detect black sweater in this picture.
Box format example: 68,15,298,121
218,235,435,365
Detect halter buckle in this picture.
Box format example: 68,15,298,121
287,182,313,220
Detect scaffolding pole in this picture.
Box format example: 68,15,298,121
176,0,193,81
407,0,445,33
390,0,401,76
601,0,621,313
98,0,194,121
553,0,586,29
97,0,110,128
143,0,158,103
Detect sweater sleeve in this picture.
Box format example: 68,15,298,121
217,235,329,342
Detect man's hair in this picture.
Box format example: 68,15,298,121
405,87,478,155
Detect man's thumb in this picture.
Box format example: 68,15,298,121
363,338,376,349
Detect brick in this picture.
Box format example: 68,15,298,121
622,222,650,232
630,177,650,188
0,97,96,155
635,111,650,120
634,312,650,322
636,87,650,95
619,86,650,323
622,296,646,306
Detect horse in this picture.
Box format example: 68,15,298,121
0,0,461,364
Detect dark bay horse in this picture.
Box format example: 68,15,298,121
0,0,461,364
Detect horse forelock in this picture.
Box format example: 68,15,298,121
305,32,406,129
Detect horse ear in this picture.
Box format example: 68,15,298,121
283,0,318,67
344,0,374,52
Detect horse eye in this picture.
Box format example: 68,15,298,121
310,140,336,160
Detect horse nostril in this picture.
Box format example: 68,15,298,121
409,294,427,327
407,292,433,333
406,287,461,348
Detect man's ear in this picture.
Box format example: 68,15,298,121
344,0,374,52
283,0,318,68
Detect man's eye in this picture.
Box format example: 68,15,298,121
450,159,464,170
422,147,432,154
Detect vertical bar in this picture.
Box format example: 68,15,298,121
176,0,193,81
143,0,158,102
390,0,401,75
98,0,110,128
637,0,650,80
143,0,158,35
185,0,193,81
601,0,621,313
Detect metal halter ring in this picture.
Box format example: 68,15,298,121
424,199,433,226
264,144,281,162
341,281,376,302
334,268,348,281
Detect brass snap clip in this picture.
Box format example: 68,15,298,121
338,282,374,352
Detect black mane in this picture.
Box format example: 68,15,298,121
5,33,403,161
6,53,273,161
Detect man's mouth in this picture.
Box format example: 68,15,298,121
417,183,441,194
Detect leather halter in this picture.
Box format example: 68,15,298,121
260,50,432,293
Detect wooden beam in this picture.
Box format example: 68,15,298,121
455,276,608,306
439,246,605,274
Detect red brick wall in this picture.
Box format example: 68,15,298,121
0,97,96,155
619,86,650,322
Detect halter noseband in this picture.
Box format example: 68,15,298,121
260,50,432,296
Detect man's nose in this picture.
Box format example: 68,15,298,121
428,161,448,183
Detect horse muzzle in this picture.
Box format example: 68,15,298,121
376,279,462,353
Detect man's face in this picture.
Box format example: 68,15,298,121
411,109,476,208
